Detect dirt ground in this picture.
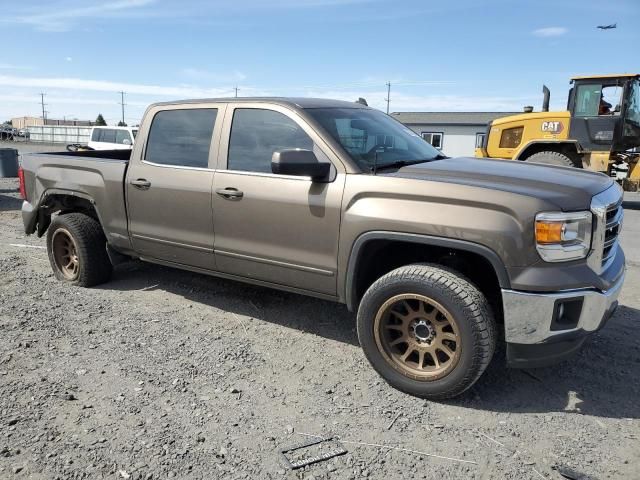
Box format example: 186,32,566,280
1,143,639,479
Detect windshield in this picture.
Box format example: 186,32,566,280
306,107,443,171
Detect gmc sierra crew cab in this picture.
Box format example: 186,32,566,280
19,98,625,399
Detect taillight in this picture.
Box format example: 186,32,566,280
18,166,27,200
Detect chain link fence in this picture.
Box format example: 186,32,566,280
27,125,91,144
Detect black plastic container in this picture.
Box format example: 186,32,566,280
0,148,19,177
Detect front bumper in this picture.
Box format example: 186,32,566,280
501,270,624,368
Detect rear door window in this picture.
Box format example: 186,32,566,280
115,129,132,144
145,109,217,168
227,108,314,173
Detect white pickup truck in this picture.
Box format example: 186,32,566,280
88,126,138,150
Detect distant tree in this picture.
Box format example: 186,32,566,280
2,120,12,126
117,121,127,127
95,114,107,126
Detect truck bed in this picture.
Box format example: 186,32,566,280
20,150,131,249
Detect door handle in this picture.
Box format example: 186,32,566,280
130,179,151,190
215,187,244,199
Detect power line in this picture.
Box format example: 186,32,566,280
118,91,126,125
40,93,47,121
385,81,391,114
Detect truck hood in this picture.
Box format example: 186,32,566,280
385,157,614,211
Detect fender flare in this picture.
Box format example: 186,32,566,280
344,231,511,312
30,188,102,236
40,188,97,205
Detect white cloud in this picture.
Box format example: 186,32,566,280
0,74,236,98
2,0,377,31
303,89,537,112
0,64,32,70
4,0,157,32
0,94,148,108
0,0,382,32
0,74,538,124
256,0,374,6
532,27,568,37
181,68,246,83
65,57,73,62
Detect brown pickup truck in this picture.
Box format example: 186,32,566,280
19,98,625,399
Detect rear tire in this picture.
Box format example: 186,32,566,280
524,150,581,168
357,264,496,400
46,212,113,287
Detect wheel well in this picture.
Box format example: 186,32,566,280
36,194,99,237
517,142,581,162
350,239,503,323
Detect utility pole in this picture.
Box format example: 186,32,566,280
385,82,391,115
40,93,47,122
119,91,126,125
234,86,239,98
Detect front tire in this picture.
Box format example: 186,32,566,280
357,264,496,400
46,212,113,287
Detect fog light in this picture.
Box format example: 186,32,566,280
551,298,583,331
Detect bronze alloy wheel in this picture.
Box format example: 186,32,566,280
51,228,80,280
373,294,461,381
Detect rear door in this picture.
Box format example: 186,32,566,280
211,104,345,295
126,104,224,268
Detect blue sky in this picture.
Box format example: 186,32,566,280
0,0,638,125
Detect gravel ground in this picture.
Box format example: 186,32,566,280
1,160,639,479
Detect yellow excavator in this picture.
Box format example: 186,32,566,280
475,74,640,189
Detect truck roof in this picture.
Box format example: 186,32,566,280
148,97,370,110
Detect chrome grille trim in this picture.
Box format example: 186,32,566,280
588,184,623,274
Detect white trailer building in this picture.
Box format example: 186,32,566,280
391,111,518,158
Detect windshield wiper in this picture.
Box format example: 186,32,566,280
372,157,444,173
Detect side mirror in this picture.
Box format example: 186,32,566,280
271,149,330,181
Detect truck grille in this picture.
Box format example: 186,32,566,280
602,201,623,266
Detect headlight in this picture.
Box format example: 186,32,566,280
535,211,592,262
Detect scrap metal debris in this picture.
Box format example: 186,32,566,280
280,436,347,470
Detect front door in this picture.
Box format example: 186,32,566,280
126,105,223,268
211,105,344,295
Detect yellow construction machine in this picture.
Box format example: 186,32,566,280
476,74,640,189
